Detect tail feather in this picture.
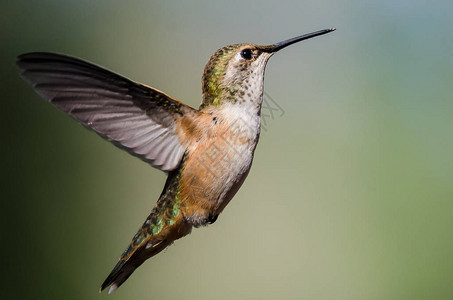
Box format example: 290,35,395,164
100,239,172,294
100,162,192,293
99,206,192,293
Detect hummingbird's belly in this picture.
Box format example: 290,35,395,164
178,119,259,226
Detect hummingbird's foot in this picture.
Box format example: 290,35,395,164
207,214,218,224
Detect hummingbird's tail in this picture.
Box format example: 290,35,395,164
100,238,173,294
100,186,192,294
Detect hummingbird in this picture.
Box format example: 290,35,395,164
16,28,335,294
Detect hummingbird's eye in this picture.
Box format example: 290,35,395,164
240,49,253,60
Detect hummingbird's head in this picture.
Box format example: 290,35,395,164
200,28,335,109
200,43,273,109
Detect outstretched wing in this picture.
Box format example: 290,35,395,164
17,52,198,172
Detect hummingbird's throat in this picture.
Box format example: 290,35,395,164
201,63,267,110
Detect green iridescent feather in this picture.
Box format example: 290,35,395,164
200,44,247,108
119,167,184,261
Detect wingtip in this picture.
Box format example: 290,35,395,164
16,53,26,69
16,52,35,65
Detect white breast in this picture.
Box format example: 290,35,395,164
207,102,261,207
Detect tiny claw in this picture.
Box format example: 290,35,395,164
207,214,218,224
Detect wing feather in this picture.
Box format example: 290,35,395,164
17,52,199,171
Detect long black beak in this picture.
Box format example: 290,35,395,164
263,28,336,53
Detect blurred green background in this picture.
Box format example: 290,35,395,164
1,1,453,299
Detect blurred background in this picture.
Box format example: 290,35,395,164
1,0,453,299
